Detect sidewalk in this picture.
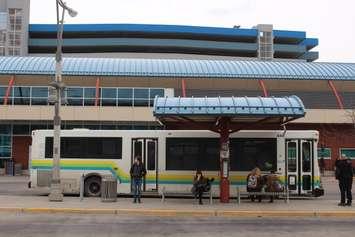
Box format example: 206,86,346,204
0,194,354,217
0,175,353,217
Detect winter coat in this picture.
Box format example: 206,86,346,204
192,176,213,194
130,163,147,179
265,174,283,192
336,159,354,180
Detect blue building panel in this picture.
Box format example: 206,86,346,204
274,44,306,53
273,30,306,40
29,23,258,38
29,38,258,52
300,38,319,50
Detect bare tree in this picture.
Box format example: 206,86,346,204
346,108,355,128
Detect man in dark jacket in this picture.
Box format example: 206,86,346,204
335,154,353,206
130,156,146,203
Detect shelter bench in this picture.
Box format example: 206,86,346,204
236,186,288,205
159,186,213,205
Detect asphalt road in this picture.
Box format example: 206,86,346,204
0,213,354,237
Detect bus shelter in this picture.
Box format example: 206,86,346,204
153,96,306,203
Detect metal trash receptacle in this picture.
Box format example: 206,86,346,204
101,175,117,202
14,163,22,176
5,160,14,176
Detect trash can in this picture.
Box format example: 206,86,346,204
5,160,14,176
101,175,117,202
14,163,22,176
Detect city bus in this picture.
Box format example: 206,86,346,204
29,129,324,197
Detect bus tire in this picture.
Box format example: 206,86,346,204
84,176,102,197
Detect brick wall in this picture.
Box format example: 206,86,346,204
288,124,355,170
12,136,32,170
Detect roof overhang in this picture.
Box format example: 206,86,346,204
153,96,306,133
0,56,354,81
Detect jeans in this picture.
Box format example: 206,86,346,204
195,186,204,204
339,178,353,204
133,178,142,201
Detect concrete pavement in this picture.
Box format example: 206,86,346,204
0,175,353,217
0,193,354,217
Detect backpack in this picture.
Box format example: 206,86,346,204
271,179,284,192
247,175,258,189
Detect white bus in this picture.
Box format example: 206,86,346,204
29,129,324,197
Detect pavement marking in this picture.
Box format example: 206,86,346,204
1,207,355,218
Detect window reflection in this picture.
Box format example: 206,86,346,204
2,86,165,107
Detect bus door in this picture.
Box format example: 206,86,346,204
286,140,314,195
132,138,158,192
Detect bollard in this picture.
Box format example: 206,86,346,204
237,186,240,205
80,174,84,201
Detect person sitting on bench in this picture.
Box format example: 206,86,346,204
246,167,263,202
191,170,214,205
265,170,284,203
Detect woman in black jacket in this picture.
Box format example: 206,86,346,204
192,170,207,205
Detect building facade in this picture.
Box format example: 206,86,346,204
0,0,30,56
0,0,354,173
28,23,318,61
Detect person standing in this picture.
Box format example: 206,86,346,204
130,156,147,203
319,156,325,175
335,154,353,206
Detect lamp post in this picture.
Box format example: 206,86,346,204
48,0,77,202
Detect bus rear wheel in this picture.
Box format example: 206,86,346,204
84,176,102,197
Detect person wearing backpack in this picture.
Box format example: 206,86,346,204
246,167,262,202
265,170,284,203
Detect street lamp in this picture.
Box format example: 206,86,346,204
48,0,77,202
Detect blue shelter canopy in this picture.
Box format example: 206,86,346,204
153,96,305,132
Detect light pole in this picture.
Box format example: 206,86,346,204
48,0,77,202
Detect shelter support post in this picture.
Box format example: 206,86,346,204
219,117,230,203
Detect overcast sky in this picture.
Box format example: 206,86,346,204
30,0,355,63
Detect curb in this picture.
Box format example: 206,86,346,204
1,207,355,217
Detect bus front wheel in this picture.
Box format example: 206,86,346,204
84,176,102,197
